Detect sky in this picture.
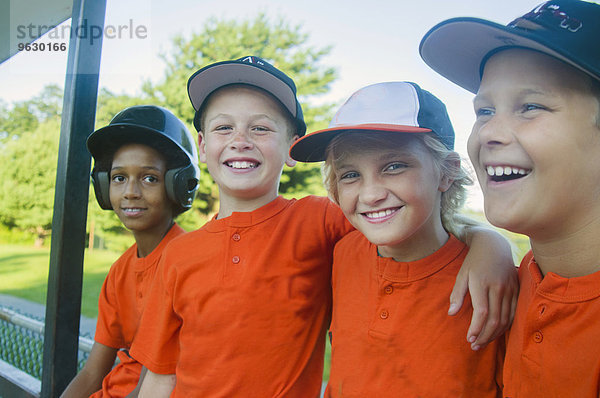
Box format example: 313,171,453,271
0,0,546,210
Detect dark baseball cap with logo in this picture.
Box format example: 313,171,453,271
419,0,600,93
187,55,306,136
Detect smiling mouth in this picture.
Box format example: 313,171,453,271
486,165,531,182
122,207,145,214
362,208,399,220
226,161,259,169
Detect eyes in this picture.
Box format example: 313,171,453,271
212,124,272,135
338,162,408,182
474,103,548,119
110,173,161,185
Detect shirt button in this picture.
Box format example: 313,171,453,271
380,310,389,319
232,256,240,264
539,305,546,316
232,233,241,241
534,331,543,343
384,286,393,295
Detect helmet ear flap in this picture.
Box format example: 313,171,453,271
91,169,112,210
165,163,199,214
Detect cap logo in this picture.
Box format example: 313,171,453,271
510,2,582,32
240,56,266,66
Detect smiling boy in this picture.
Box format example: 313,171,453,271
61,105,199,398
420,0,600,396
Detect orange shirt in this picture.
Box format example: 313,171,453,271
503,251,600,398
326,232,504,398
130,196,352,397
91,224,185,398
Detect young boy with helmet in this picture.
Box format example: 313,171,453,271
61,105,199,398
130,56,517,397
290,81,505,397
420,0,600,396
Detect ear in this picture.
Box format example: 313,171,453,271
438,153,460,193
198,132,207,164
285,135,300,168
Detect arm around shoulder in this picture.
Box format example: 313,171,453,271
453,221,519,350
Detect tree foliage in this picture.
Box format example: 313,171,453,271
1,14,337,246
0,119,60,246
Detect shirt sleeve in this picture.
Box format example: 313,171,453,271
129,250,181,374
94,261,126,348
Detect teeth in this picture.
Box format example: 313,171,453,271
486,165,530,177
228,161,258,169
123,208,143,213
365,209,395,219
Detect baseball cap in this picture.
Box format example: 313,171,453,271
289,81,455,162
419,0,600,94
187,55,306,136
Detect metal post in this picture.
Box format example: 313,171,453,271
41,0,106,396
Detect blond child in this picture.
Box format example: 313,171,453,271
131,57,517,397
421,0,600,396
61,106,199,397
290,81,505,397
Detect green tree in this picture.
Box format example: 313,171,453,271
0,84,63,144
0,119,60,246
142,13,336,213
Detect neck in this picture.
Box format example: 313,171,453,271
530,216,600,278
216,190,279,219
378,222,449,263
133,220,174,258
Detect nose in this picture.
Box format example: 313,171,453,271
358,176,388,206
123,179,142,199
471,113,514,148
229,129,254,151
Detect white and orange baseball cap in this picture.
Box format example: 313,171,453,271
289,81,455,162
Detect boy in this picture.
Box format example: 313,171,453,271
61,105,199,397
290,81,504,397
131,56,517,397
420,0,600,396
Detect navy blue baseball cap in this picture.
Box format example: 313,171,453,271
289,81,455,162
420,0,600,93
187,55,307,136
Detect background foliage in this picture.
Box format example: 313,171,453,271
0,14,336,250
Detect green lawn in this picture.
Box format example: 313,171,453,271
0,244,122,318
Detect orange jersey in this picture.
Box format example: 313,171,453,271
130,196,353,397
91,224,185,397
326,232,504,397
503,251,600,398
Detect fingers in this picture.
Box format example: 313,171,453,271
466,281,489,348
470,271,519,350
449,264,469,316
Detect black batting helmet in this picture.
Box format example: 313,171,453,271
87,105,200,215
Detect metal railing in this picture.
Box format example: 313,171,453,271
0,306,93,397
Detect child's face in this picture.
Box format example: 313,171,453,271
199,85,297,206
335,135,450,261
109,143,174,235
468,49,600,240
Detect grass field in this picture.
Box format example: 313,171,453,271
0,244,122,318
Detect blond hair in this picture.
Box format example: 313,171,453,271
323,131,475,240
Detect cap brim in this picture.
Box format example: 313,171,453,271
289,124,431,162
87,124,190,164
419,17,584,93
187,62,297,117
